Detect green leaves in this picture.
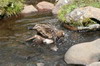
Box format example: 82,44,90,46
58,0,100,27
0,0,24,17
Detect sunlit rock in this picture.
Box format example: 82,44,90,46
65,39,100,65
21,5,38,15
37,63,44,66
36,1,54,12
43,39,54,45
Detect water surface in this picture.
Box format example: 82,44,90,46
0,14,100,66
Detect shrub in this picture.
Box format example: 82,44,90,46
0,0,24,17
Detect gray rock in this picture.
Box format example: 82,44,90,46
66,6,100,22
65,6,100,30
86,62,100,66
64,39,100,65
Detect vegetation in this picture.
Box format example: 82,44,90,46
0,0,24,18
58,0,100,27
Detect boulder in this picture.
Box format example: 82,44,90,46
36,1,54,12
64,39,100,65
52,0,72,14
66,6,100,22
21,5,38,14
65,6,100,30
87,62,100,66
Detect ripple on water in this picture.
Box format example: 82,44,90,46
0,14,100,66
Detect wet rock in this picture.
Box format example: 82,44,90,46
43,39,54,45
65,6,100,30
21,5,38,15
50,45,58,51
36,63,44,66
36,1,54,12
86,62,100,66
65,39,100,65
33,24,65,39
52,0,72,14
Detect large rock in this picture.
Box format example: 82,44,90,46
52,0,72,14
65,39,100,65
36,1,54,12
66,6,100,22
21,5,38,14
87,62,100,66
65,6,100,30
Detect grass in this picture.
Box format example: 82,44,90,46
0,0,24,18
58,0,100,27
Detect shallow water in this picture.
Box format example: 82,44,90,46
0,13,100,66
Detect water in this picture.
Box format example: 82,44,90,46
0,13,100,66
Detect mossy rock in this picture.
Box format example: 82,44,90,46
58,0,100,30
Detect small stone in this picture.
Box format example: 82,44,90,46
37,63,44,66
43,39,54,45
51,45,58,51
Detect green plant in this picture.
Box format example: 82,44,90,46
0,0,24,17
58,0,100,27
58,3,77,22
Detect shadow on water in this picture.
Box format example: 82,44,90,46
0,13,100,66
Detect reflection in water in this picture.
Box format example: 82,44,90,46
0,14,100,66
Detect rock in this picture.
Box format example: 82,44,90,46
50,45,58,51
33,24,65,39
21,5,38,15
52,0,72,14
37,63,44,66
66,6,100,22
87,62,100,66
65,6,100,30
43,39,54,45
36,1,54,12
64,39,100,65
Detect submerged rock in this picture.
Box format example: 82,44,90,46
64,6,100,30
64,39,100,65
36,1,54,12
33,24,65,39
